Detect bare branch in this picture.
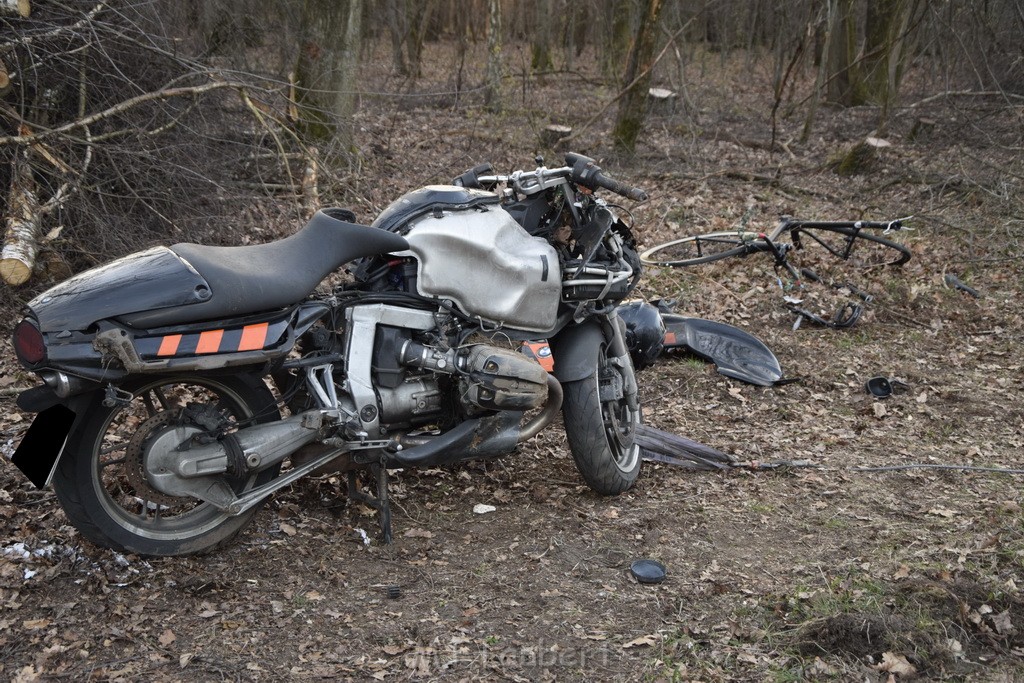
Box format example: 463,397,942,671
0,79,248,147
0,2,106,53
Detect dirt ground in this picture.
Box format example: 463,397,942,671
1,42,1022,681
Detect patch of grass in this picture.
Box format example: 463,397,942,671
682,356,706,370
766,566,1024,679
832,330,872,351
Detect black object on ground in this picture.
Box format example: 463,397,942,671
865,376,909,399
944,273,981,298
630,559,667,584
636,424,738,470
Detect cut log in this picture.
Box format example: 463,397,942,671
829,136,891,176
540,124,571,147
1,154,42,286
0,59,10,95
0,0,30,17
647,87,677,116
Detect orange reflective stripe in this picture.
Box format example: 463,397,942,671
196,329,224,354
237,322,269,351
157,334,182,357
663,331,677,345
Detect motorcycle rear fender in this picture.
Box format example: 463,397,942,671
12,392,94,488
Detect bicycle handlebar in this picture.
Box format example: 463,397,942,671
781,216,912,233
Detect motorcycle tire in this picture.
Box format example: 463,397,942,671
562,344,642,495
51,374,281,556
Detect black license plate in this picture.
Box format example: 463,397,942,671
12,404,76,488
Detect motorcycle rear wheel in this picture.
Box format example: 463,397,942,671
52,374,280,556
562,344,641,495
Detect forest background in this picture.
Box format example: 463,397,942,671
0,1,1022,681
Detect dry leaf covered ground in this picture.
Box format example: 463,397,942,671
1,44,1022,681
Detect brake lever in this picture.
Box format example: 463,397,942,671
885,215,915,234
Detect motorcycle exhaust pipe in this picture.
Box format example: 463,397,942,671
517,374,562,440
392,375,563,462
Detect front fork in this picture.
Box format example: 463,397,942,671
602,310,640,415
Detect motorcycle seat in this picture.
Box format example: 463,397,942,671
120,209,410,328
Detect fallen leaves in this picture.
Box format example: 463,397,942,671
622,633,660,649
874,651,917,676
403,528,433,539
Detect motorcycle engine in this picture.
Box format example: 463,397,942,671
397,341,549,416
455,345,549,412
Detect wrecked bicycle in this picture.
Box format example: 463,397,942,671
640,216,912,328
9,153,648,556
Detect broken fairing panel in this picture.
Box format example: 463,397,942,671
660,314,783,387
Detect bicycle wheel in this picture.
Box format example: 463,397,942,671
640,230,762,267
793,227,911,268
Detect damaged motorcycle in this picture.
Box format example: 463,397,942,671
9,153,648,556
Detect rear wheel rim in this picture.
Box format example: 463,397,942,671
90,378,257,543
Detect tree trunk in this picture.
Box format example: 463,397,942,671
825,0,859,105
385,0,409,75
531,0,554,73
1,153,41,286
405,0,434,78
862,0,920,127
612,0,665,153
563,1,587,71
292,0,363,149
802,0,837,143
600,1,634,81
484,0,503,112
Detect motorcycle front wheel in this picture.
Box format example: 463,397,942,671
561,344,641,494
52,374,280,556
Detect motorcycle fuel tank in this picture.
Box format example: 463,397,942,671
28,246,211,333
372,185,499,234
400,196,561,332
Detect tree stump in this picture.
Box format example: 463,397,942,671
907,117,936,142
647,87,677,116
829,136,891,176
540,124,571,147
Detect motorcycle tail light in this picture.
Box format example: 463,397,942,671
13,318,46,365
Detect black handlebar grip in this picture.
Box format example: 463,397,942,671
597,175,649,202
565,152,648,201
453,162,495,189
